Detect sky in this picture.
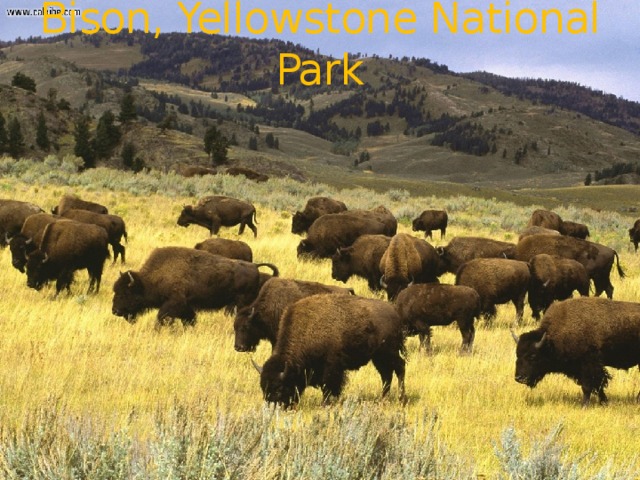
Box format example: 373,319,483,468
2,0,640,101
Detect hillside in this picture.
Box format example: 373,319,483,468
1,31,640,190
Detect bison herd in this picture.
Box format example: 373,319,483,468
2,192,640,408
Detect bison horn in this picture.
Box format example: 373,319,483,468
42,253,49,263
408,276,415,286
4,233,10,243
542,279,550,288
436,246,444,256
25,237,33,245
248,306,256,319
126,271,135,287
380,275,388,288
510,329,519,344
534,332,547,350
250,358,263,374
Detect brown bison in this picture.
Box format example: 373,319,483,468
60,209,128,263
179,165,218,177
628,219,640,252
331,234,391,292
527,209,563,230
379,233,442,300
455,258,530,322
257,294,406,407
8,213,67,272
52,195,108,215
436,236,516,274
395,284,481,353
194,237,253,262
518,226,560,241
291,196,348,235
412,210,448,239
26,220,110,295
177,196,258,237
225,167,269,183
233,278,354,352
111,247,278,327
0,199,44,247
527,254,590,319
513,297,640,406
515,234,624,298
297,207,396,259
559,221,590,239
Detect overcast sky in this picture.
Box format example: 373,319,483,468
3,0,639,101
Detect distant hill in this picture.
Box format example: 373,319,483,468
1,31,640,189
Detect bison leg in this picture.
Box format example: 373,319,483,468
418,328,433,353
579,363,610,406
320,366,346,405
112,242,126,264
440,227,446,239
157,300,196,326
239,219,258,238
513,291,526,324
373,351,406,404
458,321,475,354
55,270,74,296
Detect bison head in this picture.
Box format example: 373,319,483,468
259,355,304,408
176,206,195,227
514,330,552,388
296,239,314,258
411,217,424,232
25,250,55,290
330,247,353,283
112,271,148,323
291,211,311,235
234,306,267,352
9,234,35,273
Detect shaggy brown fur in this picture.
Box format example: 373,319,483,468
52,195,108,215
291,196,348,235
518,226,560,241
559,221,590,239
177,196,258,237
0,199,44,247
194,237,253,262
331,234,391,292
9,213,68,272
436,236,516,274
60,209,128,263
527,209,563,230
412,210,448,239
630,219,640,252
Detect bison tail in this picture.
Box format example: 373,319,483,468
614,251,626,279
123,227,128,244
253,209,259,226
256,262,279,277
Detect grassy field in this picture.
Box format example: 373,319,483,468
0,159,639,478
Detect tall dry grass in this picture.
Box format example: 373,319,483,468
0,158,639,478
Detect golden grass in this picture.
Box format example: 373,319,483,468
0,177,639,477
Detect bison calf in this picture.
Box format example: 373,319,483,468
257,294,406,407
395,284,480,353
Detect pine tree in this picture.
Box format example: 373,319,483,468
118,92,137,123
36,111,50,151
94,110,121,159
11,72,36,92
0,112,7,154
7,117,25,158
203,125,229,165
74,115,95,168
248,136,258,151
121,141,136,169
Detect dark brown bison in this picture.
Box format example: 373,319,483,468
25,220,110,295
179,165,218,177
297,208,396,259
436,236,516,274
257,294,406,407
628,219,640,252
233,278,354,352
291,196,348,235
331,234,391,292
112,247,278,327
52,195,108,215
225,167,269,183
177,196,258,237
455,258,530,322
8,213,67,272
527,254,590,319
527,209,563,231
518,226,560,241
559,221,590,239
194,237,253,262
379,233,442,300
412,210,448,239
515,234,624,298
395,284,480,353
0,199,44,247
60,209,128,263
513,297,640,406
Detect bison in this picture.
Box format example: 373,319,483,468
436,236,516,274
291,196,348,235
455,258,530,323
177,196,258,238
559,221,590,239
0,199,44,247
179,165,218,177
515,234,624,298
513,297,640,406
256,293,406,407
331,234,391,292
52,195,108,215
233,278,354,352
379,233,442,300
412,210,448,239
527,209,563,231
194,237,253,262
527,254,590,319
518,226,560,241
297,208,396,259
112,247,278,327
25,220,110,295
628,219,640,252
225,167,269,183
8,213,67,272
395,283,480,353
60,209,128,263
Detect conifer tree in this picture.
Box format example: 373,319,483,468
36,111,50,151
74,115,95,168
8,117,25,158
